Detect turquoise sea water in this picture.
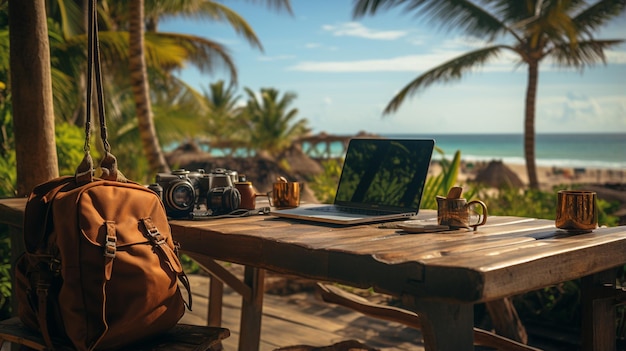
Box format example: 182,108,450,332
315,133,625,170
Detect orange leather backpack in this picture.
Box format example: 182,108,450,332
14,1,191,349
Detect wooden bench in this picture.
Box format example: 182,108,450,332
0,317,230,351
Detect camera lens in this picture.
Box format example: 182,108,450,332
206,186,241,215
165,180,195,212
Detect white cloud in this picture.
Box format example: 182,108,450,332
322,22,407,40
257,55,296,62
287,47,626,74
303,42,338,51
437,36,493,50
538,92,626,132
287,51,520,73
606,49,626,64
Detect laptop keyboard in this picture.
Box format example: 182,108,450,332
307,205,394,216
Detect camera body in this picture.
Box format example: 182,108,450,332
151,168,241,218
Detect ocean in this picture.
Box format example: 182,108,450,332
318,133,625,170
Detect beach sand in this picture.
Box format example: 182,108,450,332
452,161,626,190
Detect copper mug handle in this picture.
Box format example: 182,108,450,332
467,200,488,231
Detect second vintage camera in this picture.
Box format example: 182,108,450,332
150,168,241,218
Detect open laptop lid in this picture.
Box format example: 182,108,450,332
332,138,435,213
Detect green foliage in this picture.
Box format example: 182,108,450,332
596,197,621,228
479,186,559,220
180,254,201,275
421,148,461,209
0,122,102,196
309,159,343,203
514,279,582,328
55,122,90,176
0,151,16,197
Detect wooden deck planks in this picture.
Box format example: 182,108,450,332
181,274,424,351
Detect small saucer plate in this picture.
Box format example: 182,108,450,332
397,222,450,234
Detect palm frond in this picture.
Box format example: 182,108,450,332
572,0,626,36
550,39,625,68
52,0,84,39
242,0,293,14
352,0,412,17
50,68,78,122
353,0,509,40
64,30,238,84
153,0,264,51
152,32,237,82
421,148,461,209
384,45,508,114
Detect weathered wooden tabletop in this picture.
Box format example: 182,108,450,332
170,211,626,303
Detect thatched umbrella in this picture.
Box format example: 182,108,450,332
473,160,524,188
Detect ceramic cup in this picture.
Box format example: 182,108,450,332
555,190,597,231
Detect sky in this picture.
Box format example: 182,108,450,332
159,0,626,135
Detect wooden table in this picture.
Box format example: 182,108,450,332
2,198,625,350
167,209,626,351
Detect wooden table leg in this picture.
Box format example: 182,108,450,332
182,253,267,351
238,266,265,351
207,276,224,327
402,294,474,351
581,268,618,351
485,298,528,343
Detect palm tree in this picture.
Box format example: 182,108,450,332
129,0,170,172
353,0,626,189
201,80,248,152
126,0,292,174
242,87,310,158
8,0,59,196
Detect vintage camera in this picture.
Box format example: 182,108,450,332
151,168,241,218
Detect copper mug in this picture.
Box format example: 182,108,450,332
555,190,597,231
269,178,301,209
436,196,488,231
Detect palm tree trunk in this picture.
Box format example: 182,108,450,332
524,60,540,189
9,0,59,196
129,0,170,174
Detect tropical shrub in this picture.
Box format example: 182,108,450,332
308,159,342,204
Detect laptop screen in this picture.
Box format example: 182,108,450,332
334,138,434,211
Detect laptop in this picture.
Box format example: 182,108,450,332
270,138,435,225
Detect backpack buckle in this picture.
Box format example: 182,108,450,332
142,218,166,245
104,235,117,258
